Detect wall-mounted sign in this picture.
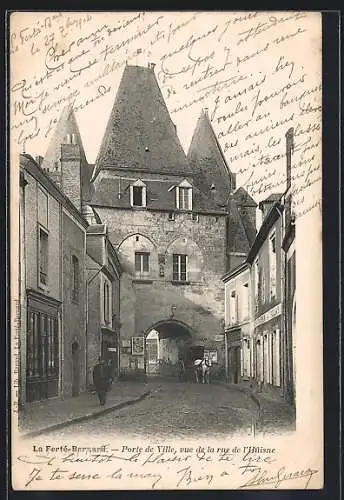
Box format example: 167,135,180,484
131,337,145,355
204,350,218,363
107,347,117,352
215,334,225,342
254,303,282,328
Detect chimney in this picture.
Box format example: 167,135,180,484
35,156,44,168
285,127,294,192
258,198,277,220
210,183,217,202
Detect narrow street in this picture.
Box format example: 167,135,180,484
48,381,259,440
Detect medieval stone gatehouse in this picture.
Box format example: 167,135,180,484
88,64,255,378
39,63,256,380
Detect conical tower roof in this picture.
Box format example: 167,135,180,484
227,195,251,254
233,186,257,207
41,104,88,172
187,109,236,205
94,64,190,177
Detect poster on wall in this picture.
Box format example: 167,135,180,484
131,337,145,356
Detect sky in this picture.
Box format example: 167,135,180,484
10,11,322,209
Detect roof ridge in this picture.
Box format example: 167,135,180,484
94,65,190,178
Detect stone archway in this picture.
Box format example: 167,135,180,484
144,320,201,379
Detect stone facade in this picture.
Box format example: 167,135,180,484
223,265,252,384
88,64,254,378
86,226,122,387
62,210,87,396
19,154,88,404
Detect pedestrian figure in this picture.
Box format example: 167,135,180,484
177,358,185,381
93,357,109,406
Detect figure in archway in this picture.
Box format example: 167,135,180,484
176,356,185,381
194,358,211,384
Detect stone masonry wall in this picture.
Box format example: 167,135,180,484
96,207,227,343
62,211,86,396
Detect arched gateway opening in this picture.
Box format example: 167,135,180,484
144,320,203,380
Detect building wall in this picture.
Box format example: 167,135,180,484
251,217,283,393
286,244,296,403
62,210,86,396
252,219,283,317
94,203,227,376
96,206,226,339
224,268,252,384
86,254,102,386
24,172,61,300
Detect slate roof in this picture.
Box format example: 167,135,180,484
258,193,283,211
41,105,88,172
86,224,106,234
232,187,257,246
233,187,257,207
41,105,94,205
90,176,226,214
93,65,191,177
187,110,236,205
83,164,95,203
227,196,251,254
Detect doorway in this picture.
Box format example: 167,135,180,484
232,347,241,384
72,341,80,396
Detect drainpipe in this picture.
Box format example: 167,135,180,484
224,330,229,382
276,204,287,400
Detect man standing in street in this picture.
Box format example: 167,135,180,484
93,357,109,406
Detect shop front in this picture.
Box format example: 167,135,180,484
253,303,282,394
26,290,61,403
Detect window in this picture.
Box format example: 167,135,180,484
26,309,59,402
146,338,159,363
168,212,175,221
192,213,199,221
230,290,238,324
179,187,189,210
173,254,187,282
254,259,259,310
71,255,79,302
261,270,266,304
176,180,192,210
241,282,249,320
135,252,150,274
269,232,277,299
103,282,110,324
39,228,49,286
133,186,143,206
130,180,146,207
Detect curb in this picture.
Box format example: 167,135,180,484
213,381,263,422
21,390,152,439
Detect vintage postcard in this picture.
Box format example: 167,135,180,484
10,11,323,490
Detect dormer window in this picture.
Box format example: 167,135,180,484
176,180,192,211
130,179,147,207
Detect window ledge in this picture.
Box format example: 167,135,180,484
171,280,190,286
38,283,50,293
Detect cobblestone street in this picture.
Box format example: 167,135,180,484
47,381,260,440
